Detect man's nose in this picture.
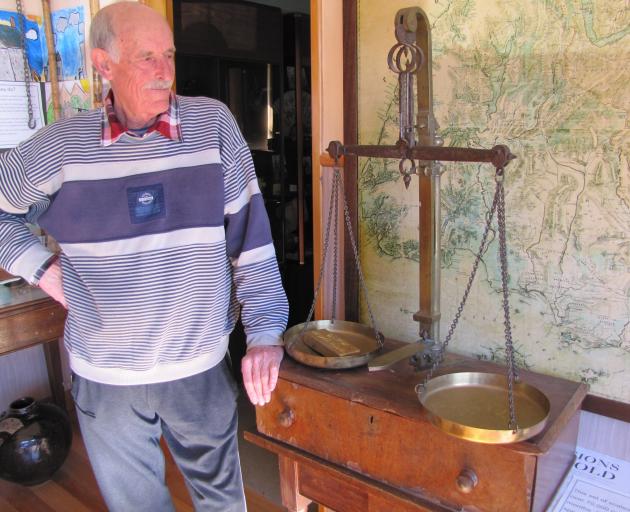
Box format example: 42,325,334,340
154,56,174,80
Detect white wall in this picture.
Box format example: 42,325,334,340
0,346,51,411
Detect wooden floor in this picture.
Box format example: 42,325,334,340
0,417,283,512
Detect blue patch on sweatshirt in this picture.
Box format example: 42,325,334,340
127,184,165,224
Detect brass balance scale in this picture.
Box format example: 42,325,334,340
283,6,550,445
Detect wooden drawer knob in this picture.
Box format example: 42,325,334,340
456,468,478,494
278,407,295,428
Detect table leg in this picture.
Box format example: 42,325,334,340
42,337,66,410
279,454,313,512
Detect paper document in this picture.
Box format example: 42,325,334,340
548,447,630,512
0,81,45,149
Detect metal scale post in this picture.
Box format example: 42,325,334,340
398,8,442,347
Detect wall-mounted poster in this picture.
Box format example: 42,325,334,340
0,10,47,147
0,9,47,81
0,4,91,140
45,78,90,120
0,80,45,148
51,6,86,81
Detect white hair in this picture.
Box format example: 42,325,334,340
89,3,126,61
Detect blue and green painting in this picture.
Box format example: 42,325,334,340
51,6,86,81
0,10,46,81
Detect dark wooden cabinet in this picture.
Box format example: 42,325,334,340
251,340,587,511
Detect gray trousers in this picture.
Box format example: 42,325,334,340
71,360,246,512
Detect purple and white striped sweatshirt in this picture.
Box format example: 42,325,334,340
0,96,288,385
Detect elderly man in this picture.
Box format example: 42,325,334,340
0,2,287,510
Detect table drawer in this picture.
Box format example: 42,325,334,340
257,379,537,512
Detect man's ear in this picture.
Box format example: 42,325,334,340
91,48,115,80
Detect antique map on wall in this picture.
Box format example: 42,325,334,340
356,0,629,401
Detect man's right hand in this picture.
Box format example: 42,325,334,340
38,260,67,308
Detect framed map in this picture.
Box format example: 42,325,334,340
345,0,630,403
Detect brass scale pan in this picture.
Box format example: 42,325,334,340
418,371,550,444
284,322,550,444
284,320,381,370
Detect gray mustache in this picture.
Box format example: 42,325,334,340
144,80,173,90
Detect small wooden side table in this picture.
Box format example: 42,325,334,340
0,283,67,409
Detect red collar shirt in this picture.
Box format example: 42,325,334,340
101,90,183,146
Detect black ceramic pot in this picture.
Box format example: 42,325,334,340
0,397,72,486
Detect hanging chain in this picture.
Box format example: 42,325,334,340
302,167,340,328
302,164,383,348
16,0,36,130
416,167,518,432
419,179,500,384
496,170,519,431
338,169,384,348
331,168,340,321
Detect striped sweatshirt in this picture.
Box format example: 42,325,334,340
0,96,288,385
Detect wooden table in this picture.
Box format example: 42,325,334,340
0,282,67,409
248,340,588,512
